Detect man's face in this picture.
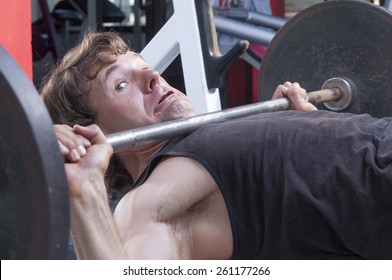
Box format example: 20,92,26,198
88,51,196,134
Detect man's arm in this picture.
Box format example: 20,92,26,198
114,156,233,260
55,123,231,260
55,124,128,259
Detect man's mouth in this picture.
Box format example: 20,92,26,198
158,91,174,104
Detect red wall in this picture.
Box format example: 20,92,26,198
271,0,285,17
0,0,32,80
226,0,286,107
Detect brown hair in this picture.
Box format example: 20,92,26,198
40,31,133,192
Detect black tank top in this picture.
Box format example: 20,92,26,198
133,110,392,259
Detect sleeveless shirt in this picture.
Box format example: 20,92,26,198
132,110,392,259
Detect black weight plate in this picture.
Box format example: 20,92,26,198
258,1,392,117
0,47,69,259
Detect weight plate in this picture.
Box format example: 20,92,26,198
0,47,69,259
258,1,392,117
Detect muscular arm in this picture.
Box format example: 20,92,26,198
114,156,233,259
70,176,127,259
56,124,232,259
56,124,128,259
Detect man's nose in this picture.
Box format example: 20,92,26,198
144,69,160,93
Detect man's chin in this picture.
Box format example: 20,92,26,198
160,103,196,122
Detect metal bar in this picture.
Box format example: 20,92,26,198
307,88,342,104
384,0,392,11
246,11,287,29
107,88,340,153
214,15,276,45
213,7,287,30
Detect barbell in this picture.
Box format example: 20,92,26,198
107,77,356,153
1,0,392,260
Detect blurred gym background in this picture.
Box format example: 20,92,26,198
0,0,349,109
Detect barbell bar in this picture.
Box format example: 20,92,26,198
107,77,356,153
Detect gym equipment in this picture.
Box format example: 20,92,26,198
2,0,392,260
258,1,392,118
141,0,253,113
0,47,69,259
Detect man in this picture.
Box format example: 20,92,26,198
41,31,392,259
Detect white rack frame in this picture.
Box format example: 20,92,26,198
140,0,222,114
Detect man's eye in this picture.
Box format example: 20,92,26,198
116,81,128,91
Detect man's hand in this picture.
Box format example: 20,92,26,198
272,82,317,112
54,124,113,198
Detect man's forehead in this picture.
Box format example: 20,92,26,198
109,51,145,64
131,52,145,61
101,52,146,80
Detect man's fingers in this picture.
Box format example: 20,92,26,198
291,82,308,101
54,124,111,163
72,124,108,145
57,137,85,162
269,80,318,112
58,140,69,155
272,84,289,100
54,124,91,162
